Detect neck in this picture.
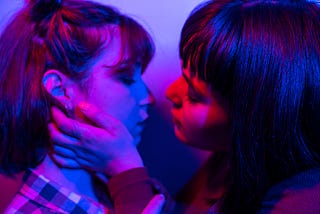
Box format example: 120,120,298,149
33,155,99,202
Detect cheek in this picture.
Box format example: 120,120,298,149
182,104,230,150
181,105,209,140
111,98,137,128
102,93,137,125
206,103,229,128
86,84,137,123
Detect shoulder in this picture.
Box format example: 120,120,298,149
259,168,320,214
5,193,61,214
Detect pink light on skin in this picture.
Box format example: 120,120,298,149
165,65,231,152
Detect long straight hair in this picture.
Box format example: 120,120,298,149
180,0,320,212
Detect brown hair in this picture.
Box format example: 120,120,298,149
0,0,154,176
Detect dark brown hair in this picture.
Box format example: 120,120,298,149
180,0,320,212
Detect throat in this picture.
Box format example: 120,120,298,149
33,155,99,202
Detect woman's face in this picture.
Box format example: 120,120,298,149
165,64,231,151
73,28,154,145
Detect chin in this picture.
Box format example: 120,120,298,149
174,126,188,143
174,129,201,150
183,140,213,151
175,131,227,152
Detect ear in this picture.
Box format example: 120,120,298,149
42,69,74,111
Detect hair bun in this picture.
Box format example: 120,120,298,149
29,0,62,21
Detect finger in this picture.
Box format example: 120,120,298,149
51,106,107,142
51,153,81,169
141,194,165,214
53,147,93,170
48,122,79,147
51,106,83,138
95,172,109,183
77,102,123,131
54,142,102,167
53,145,77,159
52,146,98,170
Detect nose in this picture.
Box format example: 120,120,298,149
140,87,155,106
165,76,185,108
139,81,155,106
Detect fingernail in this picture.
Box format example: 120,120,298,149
78,102,90,112
158,194,165,200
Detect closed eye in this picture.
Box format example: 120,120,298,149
187,87,201,103
119,75,136,85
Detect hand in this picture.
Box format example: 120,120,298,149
142,194,166,214
48,102,144,177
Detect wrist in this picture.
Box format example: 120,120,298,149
105,151,144,177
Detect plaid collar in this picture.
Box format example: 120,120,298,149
19,169,108,214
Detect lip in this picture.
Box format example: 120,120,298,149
137,122,146,130
137,115,149,126
171,114,182,130
135,118,148,133
140,110,149,121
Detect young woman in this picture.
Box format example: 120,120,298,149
48,0,320,213
0,0,166,213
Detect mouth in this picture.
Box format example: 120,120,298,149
135,117,149,134
137,121,146,130
172,116,182,130
172,116,187,143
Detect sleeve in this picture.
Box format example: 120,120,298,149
107,167,174,214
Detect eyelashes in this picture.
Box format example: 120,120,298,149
187,88,200,103
119,76,136,85
187,86,207,103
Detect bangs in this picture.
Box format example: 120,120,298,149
179,0,222,78
180,29,210,79
118,16,155,74
179,0,240,95
79,17,155,79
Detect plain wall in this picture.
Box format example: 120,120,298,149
0,0,211,212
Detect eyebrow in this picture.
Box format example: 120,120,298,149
182,73,194,88
182,72,202,94
103,61,135,75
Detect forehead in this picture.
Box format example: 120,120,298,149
99,26,124,67
97,26,144,75
90,26,133,74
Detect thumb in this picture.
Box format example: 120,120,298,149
141,194,165,214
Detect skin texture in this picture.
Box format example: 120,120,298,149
165,64,231,151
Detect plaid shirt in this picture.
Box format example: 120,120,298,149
5,169,109,214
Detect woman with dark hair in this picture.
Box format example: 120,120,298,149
0,0,167,213
48,0,320,213
169,0,320,212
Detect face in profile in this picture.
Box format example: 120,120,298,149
74,27,154,145
165,63,231,151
